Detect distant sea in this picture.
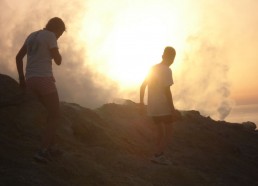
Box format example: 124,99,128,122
226,104,258,128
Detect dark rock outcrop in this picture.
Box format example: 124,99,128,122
0,74,24,107
0,74,258,186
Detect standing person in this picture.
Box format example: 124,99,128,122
16,17,66,163
140,46,179,165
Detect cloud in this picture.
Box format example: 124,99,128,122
0,0,120,108
1,0,257,119
173,34,233,120
174,0,258,119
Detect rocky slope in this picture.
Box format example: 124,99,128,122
0,74,258,186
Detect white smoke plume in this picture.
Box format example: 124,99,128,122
1,0,258,120
0,0,119,108
173,35,233,120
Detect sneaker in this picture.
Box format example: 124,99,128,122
150,155,171,165
33,149,52,163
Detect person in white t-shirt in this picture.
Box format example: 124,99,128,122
16,17,66,163
140,46,180,165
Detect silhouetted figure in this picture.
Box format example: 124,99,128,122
140,46,180,165
16,17,66,163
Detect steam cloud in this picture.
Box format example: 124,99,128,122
0,0,119,108
1,0,258,120
174,35,233,120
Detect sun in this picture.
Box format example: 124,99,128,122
102,19,167,88
80,1,187,89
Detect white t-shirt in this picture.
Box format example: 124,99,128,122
147,63,173,116
25,29,58,79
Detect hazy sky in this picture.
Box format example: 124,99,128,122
1,0,258,120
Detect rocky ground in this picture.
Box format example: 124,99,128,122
0,74,258,186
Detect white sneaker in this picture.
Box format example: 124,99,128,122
151,155,171,165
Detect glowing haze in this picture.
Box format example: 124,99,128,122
1,0,258,120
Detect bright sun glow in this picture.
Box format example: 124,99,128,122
80,0,190,89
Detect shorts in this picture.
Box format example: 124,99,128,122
152,111,182,124
152,115,174,124
26,76,57,96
